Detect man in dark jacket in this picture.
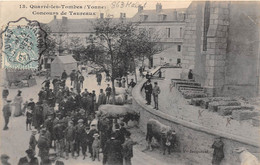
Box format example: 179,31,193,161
75,119,87,159
53,122,65,158
128,79,136,88
38,129,49,163
122,131,137,165
18,149,39,165
65,120,76,159
144,80,153,105
103,133,123,165
70,70,76,86
79,74,85,89
105,84,112,102
61,70,68,82
212,137,224,165
2,100,12,130
2,86,9,100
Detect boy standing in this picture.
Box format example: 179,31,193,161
92,133,100,161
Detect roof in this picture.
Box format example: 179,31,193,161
131,8,186,23
48,18,95,33
52,55,77,64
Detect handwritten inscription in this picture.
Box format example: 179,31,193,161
111,1,147,8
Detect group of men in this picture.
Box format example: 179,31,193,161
141,73,161,110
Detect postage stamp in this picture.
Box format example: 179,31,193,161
1,17,46,70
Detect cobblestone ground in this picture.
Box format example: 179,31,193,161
143,68,259,142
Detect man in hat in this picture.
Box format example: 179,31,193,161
128,79,136,88
103,132,123,165
91,90,96,112
1,154,10,165
2,86,9,100
29,130,38,152
105,84,112,102
79,73,85,89
2,99,12,130
70,70,76,86
18,149,39,165
152,82,160,110
38,129,50,162
92,133,101,161
28,98,35,111
98,89,106,106
211,137,224,165
65,120,76,159
53,121,65,158
61,70,68,82
122,131,138,165
144,79,153,105
75,119,87,159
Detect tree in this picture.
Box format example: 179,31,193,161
81,18,162,104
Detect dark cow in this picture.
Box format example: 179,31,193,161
146,119,177,155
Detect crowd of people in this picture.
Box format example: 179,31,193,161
2,69,139,165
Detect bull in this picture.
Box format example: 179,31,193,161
97,104,139,126
108,94,125,105
234,147,260,165
146,119,177,155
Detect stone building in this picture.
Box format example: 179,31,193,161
131,3,186,67
181,1,260,97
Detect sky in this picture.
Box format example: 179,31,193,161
0,0,192,27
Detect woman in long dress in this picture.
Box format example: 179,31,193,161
13,90,23,117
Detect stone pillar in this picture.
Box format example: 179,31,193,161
204,2,230,96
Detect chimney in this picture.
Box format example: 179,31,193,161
120,13,126,19
54,15,57,20
156,3,162,12
138,5,143,13
100,13,104,19
61,16,68,25
173,9,178,20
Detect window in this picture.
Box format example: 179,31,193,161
178,45,181,52
180,27,183,38
203,1,210,51
166,28,171,38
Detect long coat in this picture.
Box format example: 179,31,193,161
212,140,224,164
38,136,49,159
13,95,23,117
18,156,39,165
104,139,123,165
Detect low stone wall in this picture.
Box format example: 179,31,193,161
131,71,260,165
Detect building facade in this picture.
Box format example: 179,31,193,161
131,3,186,67
181,1,260,97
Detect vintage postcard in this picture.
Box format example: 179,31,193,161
0,0,260,165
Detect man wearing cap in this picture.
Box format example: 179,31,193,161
144,80,153,105
38,129,49,163
122,131,137,165
128,79,136,88
29,130,38,152
91,90,96,112
53,121,65,158
65,120,76,159
103,132,123,165
2,100,12,130
105,84,112,102
28,98,35,111
212,137,224,165
98,89,106,106
61,70,68,83
152,82,160,110
1,154,10,165
18,149,39,165
70,70,76,86
75,119,87,159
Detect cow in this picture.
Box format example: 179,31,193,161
146,119,177,155
233,147,260,165
108,94,125,105
97,104,139,125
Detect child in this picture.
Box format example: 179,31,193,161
92,133,100,161
29,130,38,152
25,108,33,131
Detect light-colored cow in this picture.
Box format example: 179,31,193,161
234,147,260,165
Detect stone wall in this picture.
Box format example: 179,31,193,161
132,76,260,165
181,1,260,97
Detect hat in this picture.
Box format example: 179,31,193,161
79,109,85,114
171,130,176,135
40,128,46,134
85,126,90,130
32,129,37,133
78,119,84,123
29,98,33,101
6,99,12,103
93,133,99,138
0,154,9,159
25,149,34,155
125,131,131,137
68,120,73,124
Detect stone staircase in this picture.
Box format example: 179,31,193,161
171,79,260,125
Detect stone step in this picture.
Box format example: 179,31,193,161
171,79,188,87
191,98,209,106
180,88,204,93
200,97,237,109
217,106,254,116
252,116,260,127
208,101,241,112
175,82,201,87
182,91,207,99
177,85,204,90
232,110,259,121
